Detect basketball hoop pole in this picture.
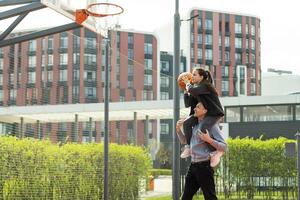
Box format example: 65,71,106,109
103,30,111,200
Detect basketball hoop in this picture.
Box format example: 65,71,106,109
75,3,124,38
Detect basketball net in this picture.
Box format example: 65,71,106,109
79,3,123,38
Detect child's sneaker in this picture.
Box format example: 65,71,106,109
210,151,224,167
180,145,191,158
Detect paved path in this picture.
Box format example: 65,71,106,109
140,176,172,199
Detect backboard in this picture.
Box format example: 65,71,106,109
41,0,122,36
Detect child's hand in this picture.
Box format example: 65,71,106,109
198,130,213,143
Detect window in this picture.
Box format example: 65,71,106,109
47,70,53,82
235,38,242,48
60,36,68,48
84,70,96,82
218,35,221,46
85,87,96,98
197,34,202,44
128,49,134,60
246,39,249,49
41,55,45,67
197,18,202,28
235,23,242,34
84,54,96,65
10,89,16,100
296,105,300,120
85,37,96,49
160,123,169,135
144,43,152,54
222,80,229,92
73,86,79,96
160,92,169,100
28,56,36,68
225,36,230,47
59,70,67,81
161,61,169,72
128,80,133,88
205,19,212,30
48,54,53,66
191,33,194,43
243,105,292,122
144,59,152,70
48,37,53,49
127,64,134,75
250,83,256,94
73,53,80,64
205,34,212,45
160,76,169,87
0,74,3,85
128,35,134,44
205,49,212,60
225,51,230,62
251,25,256,35
235,53,242,64
252,54,256,64
197,48,202,59
29,40,36,51
246,24,249,34
222,66,229,77
251,39,255,50
191,48,194,58
9,73,14,83
246,53,249,64
28,72,36,83
226,107,240,122
144,74,152,86
0,58,3,70
73,70,79,81
0,90,3,101
60,53,68,65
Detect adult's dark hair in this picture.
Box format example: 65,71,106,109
193,67,218,95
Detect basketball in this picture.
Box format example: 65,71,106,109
177,72,193,90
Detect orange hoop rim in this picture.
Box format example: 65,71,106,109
85,3,124,18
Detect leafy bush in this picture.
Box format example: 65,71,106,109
0,136,151,200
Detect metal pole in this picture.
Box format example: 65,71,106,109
173,0,181,199
89,117,93,143
74,114,78,142
103,33,110,200
296,132,300,200
133,112,137,145
144,115,149,146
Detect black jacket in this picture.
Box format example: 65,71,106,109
186,83,224,117
184,93,198,116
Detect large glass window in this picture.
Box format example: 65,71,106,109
144,43,152,54
0,90,3,101
296,105,300,120
161,61,169,72
60,53,68,65
222,66,229,77
205,19,212,30
48,54,53,66
226,107,240,122
29,40,36,51
0,74,3,85
251,39,256,50
222,80,229,92
243,105,293,122
144,74,152,86
225,37,230,47
197,34,202,44
235,38,242,48
225,51,230,62
84,54,96,65
205,34,212,45
160,76,169,87
128,64,134,75
205,49,212,60
84,70,96,82
251,25,256,35
60,36,68,48
59,70,67,81
235,23,242,34
197,49,202,59
160,123,169,135
85,37,96,49
128,49,134,60
28,72,36,83
160,91,169,100
144,59,152,70
85,87,96,98
0,58,3,70
28,56,36,68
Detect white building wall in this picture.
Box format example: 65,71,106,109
262,72,300,96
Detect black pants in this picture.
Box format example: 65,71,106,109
181,161,217,200
183,115,221,145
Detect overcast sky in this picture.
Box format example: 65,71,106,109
1,0,299,75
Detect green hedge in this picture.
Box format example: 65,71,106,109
149,169,172,178
0,136,151,200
